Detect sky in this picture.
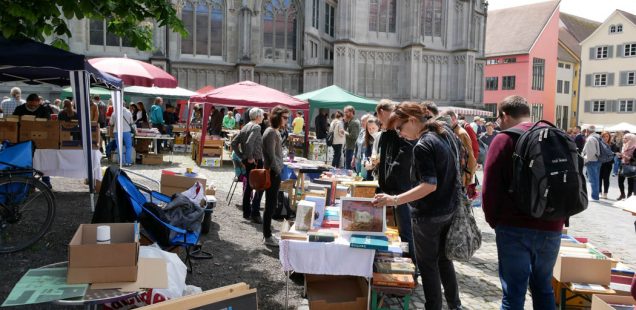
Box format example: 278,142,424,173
487,0,636,22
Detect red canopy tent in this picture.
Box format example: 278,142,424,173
88,57,178,88
189,81,310,159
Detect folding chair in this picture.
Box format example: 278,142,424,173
227,152,246,206
116,168,211,272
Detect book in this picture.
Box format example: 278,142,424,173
308,231,335,242
295,200,315,231
280,232,308,241
372,273,416,288
375,255,413,263
340,197,386,235
374,262,416,274
321,220,339,228
303,195,327,229
570,282,609,292
350,234,389,251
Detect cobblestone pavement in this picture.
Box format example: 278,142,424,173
49,157,636,310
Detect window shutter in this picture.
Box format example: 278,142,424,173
590,47,595,60
584,101,591,112
608,46,614,58
617,44,624,57
585,74,592,86
620,71,628,86
607,73,615,85
608,100,616,112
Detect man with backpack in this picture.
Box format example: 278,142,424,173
482,95,587,309
582,126,602,201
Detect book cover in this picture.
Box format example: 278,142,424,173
295,201,315,232
308,231,335,242
372,273,416,288
303,195,327,229
350,234,389,251
374,256,413,264
321,220,339,228
374,262,416,274
280,232,308,241
340,197,386,235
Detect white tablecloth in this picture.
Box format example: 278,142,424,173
279,238,375,278
34,149,103,181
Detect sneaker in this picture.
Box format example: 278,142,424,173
263,235,280,247
618,194,626,201
602,193,607,199
251,214,263,224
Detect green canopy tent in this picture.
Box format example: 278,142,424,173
61,86,114,99
295,85,377,112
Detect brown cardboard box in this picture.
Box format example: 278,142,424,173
591,294,636,310
67,223,139,284
553,255,612,285
202,147,222,157
19,120,60,149
59,121,100,149
0,118,19,143
205,185,216,196
160,171,207,196
305,275,367,310
141,153,163,165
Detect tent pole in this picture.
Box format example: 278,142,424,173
70,70,95,211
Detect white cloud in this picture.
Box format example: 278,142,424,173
487,0,636,22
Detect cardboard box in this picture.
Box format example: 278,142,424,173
160,171,207,196
200,157,222,167
0,118,19,143
59,121,100,149
205,184,216,196
553,255,612,285
135,139,151,154
306,275,367,310
67,223,139,284
591,294,636,310
141,153,163,165
19,120,60,149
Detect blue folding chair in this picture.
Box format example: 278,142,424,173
115,168,211,272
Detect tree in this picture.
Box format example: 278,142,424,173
0,0,187,51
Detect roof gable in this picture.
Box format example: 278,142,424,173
617,10,636,26
559,12,601,42
580,10,636,45
486,0,560,57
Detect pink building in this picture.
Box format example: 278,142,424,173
484,1,560,122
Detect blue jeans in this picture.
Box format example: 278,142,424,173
613,156,621,175
495,226,561,310
114,132,133,165
396,204,415,263
344,149,354,170
586,161,601,200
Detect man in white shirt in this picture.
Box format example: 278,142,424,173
0,87,25,115
582,125,601,201
108,107,135,166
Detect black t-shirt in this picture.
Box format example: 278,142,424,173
315,114,328,139
410,131,459,218
13,104,51,119
377,130,414,194
479,132,498,146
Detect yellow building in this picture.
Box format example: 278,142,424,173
579,10,636,128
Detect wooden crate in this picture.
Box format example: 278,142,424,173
59,121,99,149
19,120,60,149
0,118,19,143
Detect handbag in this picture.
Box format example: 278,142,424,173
445,191,482,261
326,131,334,147
249,168,271,191
623,164,636,178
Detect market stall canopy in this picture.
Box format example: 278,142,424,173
295,85,376,111
604,122,636,133
124,85,196,100
88,57,177,88
438,106,493,117
190,80,308,110
0,37,122,89
196,85,215,94
61,86,112,99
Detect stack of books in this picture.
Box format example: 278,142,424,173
371,255,416,289
321,206,340,228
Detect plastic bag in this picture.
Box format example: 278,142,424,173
181,181,205,206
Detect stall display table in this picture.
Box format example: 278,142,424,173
134,135,174,163
34,149,103,181
371,285,413,310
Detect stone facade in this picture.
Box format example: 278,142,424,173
8,0,486,107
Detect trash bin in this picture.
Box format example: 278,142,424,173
201,195,217,234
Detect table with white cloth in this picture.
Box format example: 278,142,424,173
279,237,376,309
33,149,103,181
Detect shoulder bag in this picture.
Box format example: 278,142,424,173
249,168,271,191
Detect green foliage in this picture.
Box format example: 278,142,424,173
0,0,186,51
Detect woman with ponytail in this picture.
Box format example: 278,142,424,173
373,102,462,310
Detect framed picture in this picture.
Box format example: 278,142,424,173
295,200,315,232
340,197,386,236
303,195,327,229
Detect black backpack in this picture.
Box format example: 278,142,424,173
272,191,294,220
594,136,615,163
503,120,588,220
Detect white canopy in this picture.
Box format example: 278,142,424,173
124,85,196,99
604,122,636,133
438,106,493,117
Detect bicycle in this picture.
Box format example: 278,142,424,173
0,162,56,253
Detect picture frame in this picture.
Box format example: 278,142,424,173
340,197,386,236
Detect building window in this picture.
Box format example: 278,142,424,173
89,19,134,47
485,77,498,90
565,64,571,69
324,47,333,60
619,100,635,112
610,25,617,33
263,0,298,62
180,0,223,56
593,100,606,112
502,76,515,90
556,105,569,130
628,72,636,85
594,74,607,86
369,0,396,33
558,62,564,68
564,81,570,94
618,24,623,32
624,43,636,57
531,103,543,122
503,57,516,63
596,46,608,59
325,3,335,37
309,41,318,58
557,80,563,93
532,58,545,91
421,0,443,37
486,59,499,65
312,0,319,28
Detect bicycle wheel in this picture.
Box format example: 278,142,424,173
0,175,56,253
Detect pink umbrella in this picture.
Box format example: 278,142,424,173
88,57,177,88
